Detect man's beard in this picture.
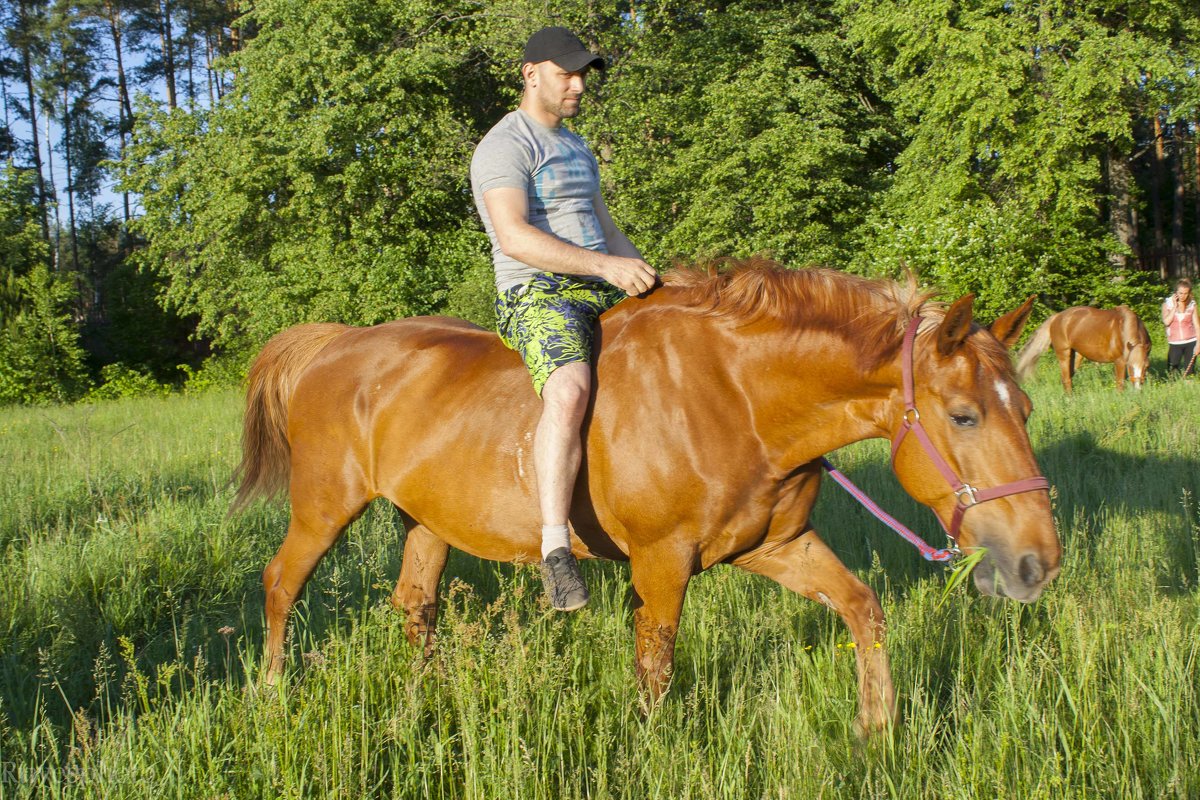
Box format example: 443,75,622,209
541,95,582,119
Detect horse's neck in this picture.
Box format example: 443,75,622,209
728,326,900,470
603,298,902,469
1115,308,1138,342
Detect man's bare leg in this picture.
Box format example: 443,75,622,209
534,361,591,610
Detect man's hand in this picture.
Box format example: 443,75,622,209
602,256,658,297
483,187,656,293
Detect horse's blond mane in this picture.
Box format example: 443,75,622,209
662,258,944,369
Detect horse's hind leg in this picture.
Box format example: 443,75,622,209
262,482,368,684
734,529,894,737
389,521,450,658
1055,346,1075,393
629,542,696,709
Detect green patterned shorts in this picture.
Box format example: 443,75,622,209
495,273,626,396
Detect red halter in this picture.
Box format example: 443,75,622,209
889,317,1050,543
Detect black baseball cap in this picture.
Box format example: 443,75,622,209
523,27,605,72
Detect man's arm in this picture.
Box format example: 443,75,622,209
483,186,657,296
592,192,643,260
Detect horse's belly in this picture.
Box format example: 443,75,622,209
375,375,548,560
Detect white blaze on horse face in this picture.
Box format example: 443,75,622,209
994,379,1013,410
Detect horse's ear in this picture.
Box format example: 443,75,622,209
937,294,975,356
988,295,1036,351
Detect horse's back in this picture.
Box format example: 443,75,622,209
1051,306,1124,361
298,315,522,389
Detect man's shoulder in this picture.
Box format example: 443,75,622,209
474,113,535,163
471,112,537,191
477,111,535,147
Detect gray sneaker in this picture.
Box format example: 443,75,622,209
540,547,590,611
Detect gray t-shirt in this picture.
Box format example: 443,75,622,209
470,109,608,292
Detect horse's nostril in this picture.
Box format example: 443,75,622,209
1018,553,1045,587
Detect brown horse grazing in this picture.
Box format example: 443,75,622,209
1015,305,1151,392
233,261,1060,735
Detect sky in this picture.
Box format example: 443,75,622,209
1,31,217,225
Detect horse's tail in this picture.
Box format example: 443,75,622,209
1015,315,1055,382
230,323,351,514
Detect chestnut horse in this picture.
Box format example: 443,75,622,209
234,262,1060,735
1015,305,1150,392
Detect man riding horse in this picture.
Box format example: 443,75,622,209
469,27,658,611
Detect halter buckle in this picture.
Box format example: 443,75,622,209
902,407,921,426
955,484,979,507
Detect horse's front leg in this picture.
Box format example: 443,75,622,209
390,522,450,658
734,529,895,737
628,542,696,710
1113,357,1127,391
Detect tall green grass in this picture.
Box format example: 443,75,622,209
0,358,1197,798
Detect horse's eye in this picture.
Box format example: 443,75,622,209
950,413,977,428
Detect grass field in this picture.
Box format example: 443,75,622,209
0,352,1197,798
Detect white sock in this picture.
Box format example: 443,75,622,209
541,524,571,559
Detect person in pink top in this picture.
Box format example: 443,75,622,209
1161,278,1199,376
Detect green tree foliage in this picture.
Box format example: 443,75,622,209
81,215,200,380
0,0,1195,398
121,0,907,352
840,0,1199,319
0,264,90,403
595,1,900,268
0,164,46,316
121,0,499,352
0,165,89,403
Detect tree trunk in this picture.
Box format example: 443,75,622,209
205,28,215,105
159,0,177,109
61,86,80,279
1107,145,1135,270
1171,121,1185,255
17,0,51,245
1,80,11,162
185,1,196,107
1151,112,1167,278
230,0,243,51
44,111,60,270
215,24,228,96
103,0,133,224
1194,118,1200,260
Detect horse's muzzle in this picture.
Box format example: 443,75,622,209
972,545,1060,603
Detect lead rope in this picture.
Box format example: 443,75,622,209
819,458,958,564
